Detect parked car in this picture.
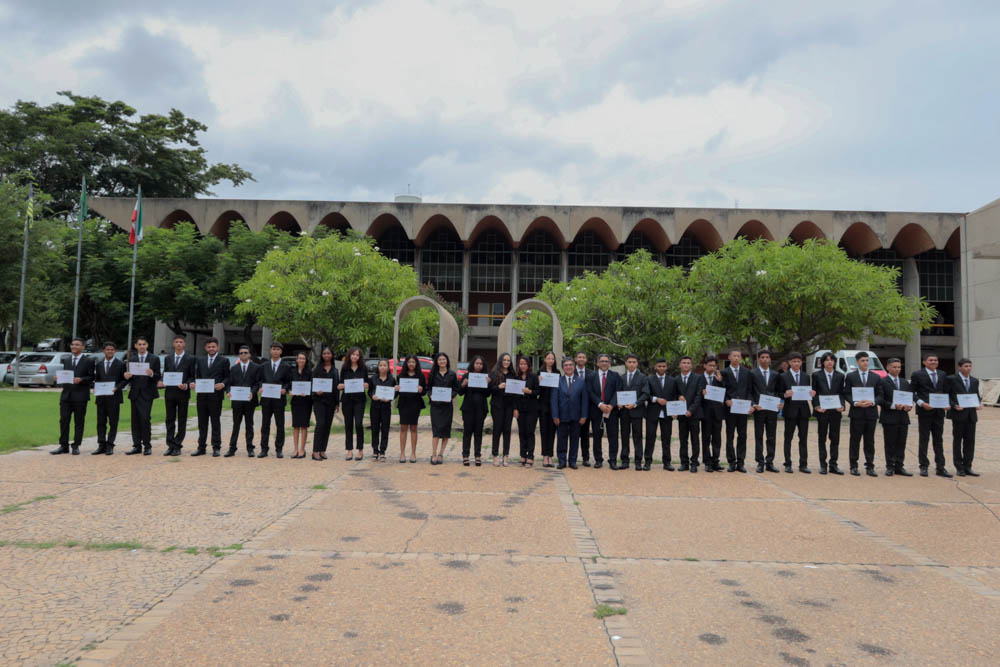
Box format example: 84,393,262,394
34,337,62,352
0,352,17,384
387,356,467,381
4,352,73,386
808,349,888,379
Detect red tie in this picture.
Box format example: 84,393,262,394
601,373,606,402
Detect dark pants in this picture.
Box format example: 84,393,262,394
462,404,487,458
701,414,723,466
59,400,87,448
96,398,120,448
619,413,643,464
229,402,255,450
951,419,976,470
342,400,364,450
815,411,841,465
591,412,616,464
165,397,189,451
130,397,153,448
313,401,335,453
725,413,748,465
259,399,286,453
753,410,777,464
579,416,591,461
518,410,538,460
556,421,580,465
881,423,908,468
917,410,946,469
491,404,514,457
849,418,877,468
783,415,809,467
644,415,672,464
677,415,700,466
539,411,555,457
370,403,391,454
197,392,224,451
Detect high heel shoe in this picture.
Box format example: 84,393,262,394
399,456,407,463
493,456,500,467
502,456,508,467
312,453,322,461
475,457,482,467
320,453,328,460
463,458,470,466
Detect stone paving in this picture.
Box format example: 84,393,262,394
0,409,997,666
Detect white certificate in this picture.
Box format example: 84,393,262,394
431,386,452,402
195,378,216,393
311,378,333,393
791,385,812,401
128,362,149,376
666,400,687,417
730,399,752,415
94,381,115,396
704,384,726,403
758,394,781,412
616,390,637,406
928,393,950,409
162,372,184,386
230,386,252,402
957,393,980,408
467,372,488,389
539,372,560,388
375,385,396,401
260,383,282,399
892,390,913,407
506,378,526,395
819,394,842,410
292,381,312,396
56,370,75,384
399,378,420,393
344,378,364,394
852,387,875,403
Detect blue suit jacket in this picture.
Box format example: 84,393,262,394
551,374,588,422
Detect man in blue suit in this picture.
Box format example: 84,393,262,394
551,357,589,469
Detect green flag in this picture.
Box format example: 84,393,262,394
78,175,87,223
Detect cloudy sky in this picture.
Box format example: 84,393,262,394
1,0,998,212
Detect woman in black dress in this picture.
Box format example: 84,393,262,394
536,351,559,468
288,352,313,459
513,355,539,467
312,347,339,459
458,355,488,466
427,352,460,465
368,359,395,462
395,355,426,463
338,347,370,460
489,352,516,466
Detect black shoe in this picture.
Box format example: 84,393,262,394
105,447,114,455
607,462,617,470
257,450,269,458
829,464,844,475
247,447,255,457
620,459,630,469
727,464,736,472
919,466,928,477
799,466,811,474
956,468,966,477
143,445,151,455
192,448,206,457
163,447,175,456
866,467,877,477
70,446,80,455
276,451,284,459
896,467,913,477
643,463,651,471
212,449,221,457
713,463,724,472
51,446,70,455
935,468,952,478
704,463,713,473
664,463,675,471
784,465,793,473
589,461,600,469
635,464,642,471
125,447,142,456
582,460,591,467
756,463,765,473
885,468,894,477
689,464,697,473
765,463,779,473
965,468,980,477
557,463,566,469
92,446,107,455
819,463,828,475
569,463,578,469
850,466,860,476
224,449,236,457
736,464,747,473
679,463,690,472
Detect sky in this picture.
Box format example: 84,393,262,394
1,0,998,212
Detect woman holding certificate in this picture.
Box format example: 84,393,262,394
339,347,370,460
536,352,559,468
312,347,339,458
458,355,489,466
288,352,313,459
395,355,426,463
368,360,395,462
428,352,460,464
513,355,540,466
489,353,516,466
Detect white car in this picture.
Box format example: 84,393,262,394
0,351,17,384
808,350,888,379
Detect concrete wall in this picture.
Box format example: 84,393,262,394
963,197,1000,376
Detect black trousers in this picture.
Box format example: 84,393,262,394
591,412,616,463
165,396,189,450
229,402,255,450
753,410,777,464
539,411,555,457
579,416,591,461
197,392,224,450
96,398,121,448
517,410,538,460
313,401,334,453
491,404,514,456
951,419,976,470
783,415,809,467
701,414,722,466
881,423,908,468
619,413,643,464
917,410,946,469
342,400,365,450
59,400,87,448
849,418,877,468
724,413,748,465
259,399,286,452
370,403,391,454
462,404,487,458
815,411,842,465
644,415,672,464
677,415,700,466
556,421,580,465
130,397,153,448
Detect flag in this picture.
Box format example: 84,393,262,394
78,175,87,223
129,186,143,245
25,183,34,229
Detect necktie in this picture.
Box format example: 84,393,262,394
601,372,606,402
894,377,899,390
964,376,970,391
794,372,799,384
140,355,145,364
682,374,687,386
660,375,665,388
827,372,832,387
733,367,738,382
930,370,936,387
73,356,78,368
763,369,768,384
861,372,866,385
628,372,633,385
105,360,110,373
273,362,278,373
175,355,181,368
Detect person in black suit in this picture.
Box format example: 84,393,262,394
750,350,782,473
226,345,260,457
53,337,95,455
123,336,161,456
535,352,559,468
780,352,814,473
339,347,370,460
722,349,752,473
675,356,703,472
368,359,396,461
947,358,982,477
159,334,196,456
876,357,913,476
587,353,621,469
842,351,880,476
911,352,951,477
194,337,228,457
617,354,648,470
644,358,677,471
574,352,592,465
700,356,725,472
288,352,313,459
312,346,340,459
93,341,126,455
552,357,589,469
258,342,291,458
459,355,489,466
513,355,540,466
488,353,516,466
811,351,846,475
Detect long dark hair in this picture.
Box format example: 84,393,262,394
468,355,486,374
491,352,512,380
317,346,334,370
344,346,363,369
401,354,421,377
540,351,557,373
433,351,450,372
516,354,533,378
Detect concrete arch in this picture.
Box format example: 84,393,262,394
627,218,671,252
317,211,351,233
573,217,619,250
520,216,567,249
945,227,961,259
468,215,515,248
265,211,302,235
159,209,195,230
367,213,407,241
735,219,775,241
891,222,936,257
839,222,882,257
788,220,826,244
496,298,563,361
414,213,460,246
679,219,724,252
392,296,460,368
208,210,245,241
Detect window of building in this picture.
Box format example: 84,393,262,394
470,229,511,293
860,248,903,289
663,233,707,268
377,225,414,265
617,230,661,263
475,301,505,328
519,230,561,295
916,249,956,333
420,227,463,293
567,230,612,278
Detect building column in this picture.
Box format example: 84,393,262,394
461,248,471,362
510,247,519,307
153,320,171,354
413,246,422,281
212,321,227,354
902,257,921,375
952,258,965,361
260,326,273,358
560,249,569,282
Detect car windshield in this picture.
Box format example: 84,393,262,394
0,353,14,363
844,356,884,371
21,354,54,363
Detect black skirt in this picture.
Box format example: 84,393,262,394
291,396,313,428
430,402,453,438
398,394,425,425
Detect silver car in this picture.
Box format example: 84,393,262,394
4,352,73,386
0,352,17,384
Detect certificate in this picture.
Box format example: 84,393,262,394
162,372,184,387
852,387,875,403
230,386,251,401
819,394,841,410
311,378,333,393
730,399,752,415
399,378,419,393
666,400,687,417
616,390,637,406
344,378,364,394
375,385,396,401
506,378,526,395
791,385,812,401
292,381,312,396
928,393,950,409
260,383,282,399
431,386,452,402
539,372,560,388
56,370,75,384
128,362,149,376
704,384,726,403
758,394,781,412
195,378,216,393
892,390,913,407
467,372,488,389
94,381,115,396
957,393,980,409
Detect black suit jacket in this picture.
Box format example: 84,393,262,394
618,370,648,418
750,366,782,406
701,373,726,420
94,357,127,404
722,365,752,416
811,369,845,410
675,373,704,419
60,355,94,404
587,369,622,420
843,370,879,420
126,354,161,401
259,359,292,406
876,375,912,425
645,373,677,420
196,354,230,396
229,361,261,407
910,367,947,413
778,370,812,419
947,374,980,423
162,352,197,401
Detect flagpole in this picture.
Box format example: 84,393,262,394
71,175,86,340
125,185,141,362
13,184,32,389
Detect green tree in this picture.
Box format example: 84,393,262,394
419,283,469,340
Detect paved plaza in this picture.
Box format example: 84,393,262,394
1,412,998,666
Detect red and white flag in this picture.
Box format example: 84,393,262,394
129,186,143,245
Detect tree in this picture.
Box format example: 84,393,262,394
685,239,936,359
419,283,469,340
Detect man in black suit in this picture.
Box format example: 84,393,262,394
675,356,703,472
645,358,677,471
842,351,880,476
947,357,982,477
194,337,228,457
159,334,197,456
617,354,648,470
587,353,621,469
258,342,291,458
226,345,260,457
780,352,814,473
700,356,725,472
552,357,590,469
123,336,161,455
574,352,592,466
751,350,782,473
811,351,846,475
722,348,752,473
52,337,95,455
876,357,913,476
93,341,126,455
911,352,951,477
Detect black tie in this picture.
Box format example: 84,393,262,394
894,377,899,390
794,373,799,384
964,377,970,391
73,357,78,368
105,361,110,373
930,371,936,388
175,355,181,368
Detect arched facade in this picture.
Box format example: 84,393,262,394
496,298,563,361
265,211,302,235
392,295,460,370
788,220,826,244
209,210,245,241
